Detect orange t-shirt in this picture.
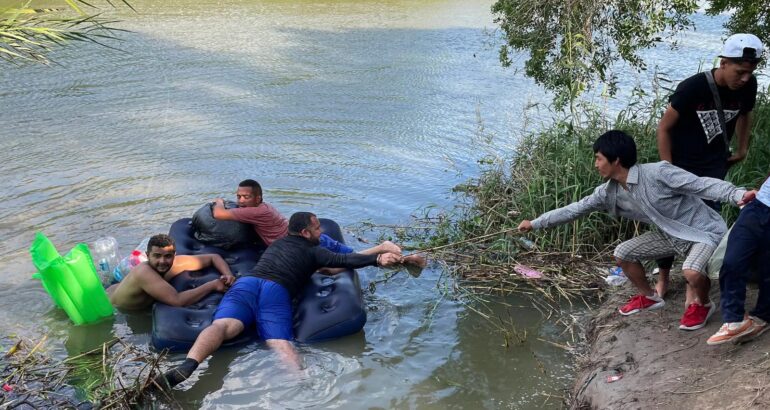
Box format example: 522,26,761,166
228,202,288,246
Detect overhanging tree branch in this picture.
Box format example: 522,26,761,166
492,0,702,108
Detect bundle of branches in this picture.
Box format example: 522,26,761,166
1,335,178,409
444,249,605,296
426,232,611,305
357,215,614,311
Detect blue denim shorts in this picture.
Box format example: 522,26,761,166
213,276,293,340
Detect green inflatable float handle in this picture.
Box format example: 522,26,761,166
29,232,114,325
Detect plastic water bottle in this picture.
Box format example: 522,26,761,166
608,266,623,276
516,237,536,250
136,236,151,254
128,249,147,266
92,237,119,283
112,257,130,283
112,238,150,283
131,237,150,267
605,266,628,286
113,250,148,282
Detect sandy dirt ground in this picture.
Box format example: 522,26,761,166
571,276,770,409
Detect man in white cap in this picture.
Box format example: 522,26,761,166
653,33,764,311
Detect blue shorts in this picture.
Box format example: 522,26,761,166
319,233,353,254
213,276,293,340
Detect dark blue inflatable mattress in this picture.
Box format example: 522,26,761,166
151,218,367,351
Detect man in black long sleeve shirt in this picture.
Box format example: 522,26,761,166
249,232,380,297
156,212,402,389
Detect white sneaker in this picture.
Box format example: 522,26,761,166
735,316,769,344
706,320,753,345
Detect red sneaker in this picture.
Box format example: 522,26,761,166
618,294,665,316
679,302,715,330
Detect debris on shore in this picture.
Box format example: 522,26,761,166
1,335,179,409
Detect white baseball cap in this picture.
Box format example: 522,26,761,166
719,33,764,61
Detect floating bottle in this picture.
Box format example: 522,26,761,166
91,236,119,284
112,237,150,282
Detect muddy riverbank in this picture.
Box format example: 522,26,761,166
572,276,770,409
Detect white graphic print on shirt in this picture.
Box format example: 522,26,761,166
697,109,739,143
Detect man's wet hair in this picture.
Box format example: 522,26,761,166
593,130,637,168
238,179,262,197
147,234,175,253
288,212,317,235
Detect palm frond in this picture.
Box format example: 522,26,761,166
0,1,133,65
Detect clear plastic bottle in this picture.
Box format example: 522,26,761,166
136,236,151,254
605,266,628,286
128,249,147,266
131,236,151,266
112,257,131,283
516,237,536,250
112,238,150,283
91,237,119,284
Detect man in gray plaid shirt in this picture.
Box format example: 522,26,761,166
518,130,754,330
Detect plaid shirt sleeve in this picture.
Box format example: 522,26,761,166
531,183,609,230
657,162,746,205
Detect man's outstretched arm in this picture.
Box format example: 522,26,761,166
211,198,237,220
139,270,226,307
658,162,747,206
174,254,236,285
313,247,401,271
522,183,609,231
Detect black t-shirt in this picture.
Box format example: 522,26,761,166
246,235,377,297
668,69,757,178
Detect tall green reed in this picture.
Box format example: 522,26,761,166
434,86,770,256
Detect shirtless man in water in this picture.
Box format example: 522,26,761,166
107,234,235,310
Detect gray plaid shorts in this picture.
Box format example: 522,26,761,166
613,231,716,275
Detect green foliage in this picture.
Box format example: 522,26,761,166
707,0,770,54
0,1,132,65
473,107,660,255
491,0,698,109
435,88,770,255
492,0,770,108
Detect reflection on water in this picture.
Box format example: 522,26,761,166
0,0,739,408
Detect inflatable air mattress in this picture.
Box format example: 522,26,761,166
151,218,367,351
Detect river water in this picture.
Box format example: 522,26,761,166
0,1,743,408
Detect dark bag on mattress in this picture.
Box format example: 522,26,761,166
191,201,258,249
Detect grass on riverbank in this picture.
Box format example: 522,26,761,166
0,335,178,409
381,86,770,305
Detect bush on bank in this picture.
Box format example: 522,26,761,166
434,87,770,257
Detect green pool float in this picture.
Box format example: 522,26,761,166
30,232,114,325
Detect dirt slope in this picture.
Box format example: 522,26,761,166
572,277,770,409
